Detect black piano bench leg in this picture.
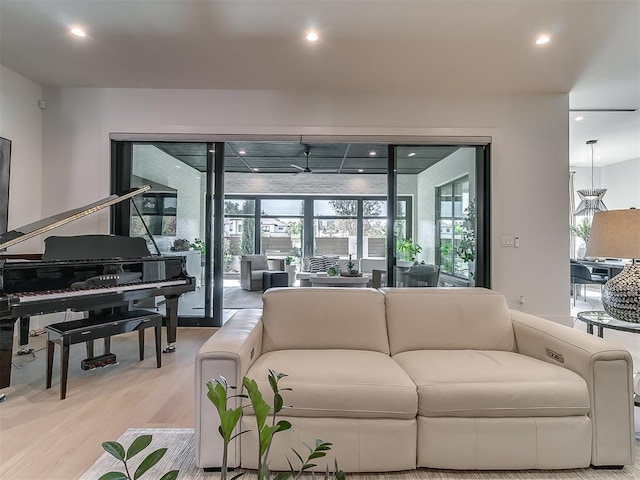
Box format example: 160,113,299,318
154,322,161,368
60,343,70,400
46,339,55,389
138,330,145,361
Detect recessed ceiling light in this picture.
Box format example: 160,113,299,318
574,116,584,122
175,165,181,169
369,151,377,156
70,26,86,38
306,32,319,42
238,150,246,155
536,34,551,45
253,168,260,172
358,169,364,173
408,152,416,157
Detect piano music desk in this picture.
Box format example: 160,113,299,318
45,310,162,399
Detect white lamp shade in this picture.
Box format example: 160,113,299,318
585,209,640,259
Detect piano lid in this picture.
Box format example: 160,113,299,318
0,185,150,251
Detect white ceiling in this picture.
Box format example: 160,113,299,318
1,0,638,166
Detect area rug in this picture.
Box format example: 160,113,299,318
223,287,264,309
81,428,640,479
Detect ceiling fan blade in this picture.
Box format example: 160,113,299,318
290,164,305,171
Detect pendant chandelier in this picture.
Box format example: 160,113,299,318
574,139,607,216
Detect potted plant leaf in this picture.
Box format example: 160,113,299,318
397,238,422,264
99,434,178,480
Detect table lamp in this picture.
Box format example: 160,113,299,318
585,208,640,322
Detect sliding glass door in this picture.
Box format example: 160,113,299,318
111,141,219,325
112,137,490,326
387,144,489,288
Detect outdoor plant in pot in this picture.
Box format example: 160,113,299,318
207,370,345,480
397,237,422,263
456,200,476,278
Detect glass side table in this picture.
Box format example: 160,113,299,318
576,311,640,338
575,311,640,408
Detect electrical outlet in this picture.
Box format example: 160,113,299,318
500,236,515,247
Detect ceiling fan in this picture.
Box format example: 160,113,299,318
290,146,335,174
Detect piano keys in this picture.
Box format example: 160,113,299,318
0,187,196,389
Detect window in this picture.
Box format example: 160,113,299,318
363,199,387,257
223,195,411,265
224,199,256,257
436,177,471,279
259,199,304,259
314,199,357,256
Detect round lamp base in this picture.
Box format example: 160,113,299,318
602,264,640,323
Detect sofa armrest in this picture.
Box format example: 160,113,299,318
510,309,634,466
195,309,263,468
240,259,253,290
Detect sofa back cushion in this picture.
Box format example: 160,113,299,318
307,256,326,272
261,288,390,354
382,288,515,355
242,254,269,270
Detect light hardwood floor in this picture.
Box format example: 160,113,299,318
1,296,639,480
0,327,216,480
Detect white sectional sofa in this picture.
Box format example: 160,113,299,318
195,287,635,472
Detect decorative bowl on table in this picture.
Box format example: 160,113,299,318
340,271,362,277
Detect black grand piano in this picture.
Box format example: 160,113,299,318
0,186,196,389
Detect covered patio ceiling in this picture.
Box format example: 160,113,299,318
154,142,462,175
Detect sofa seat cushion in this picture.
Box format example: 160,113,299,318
393,350,589,418
245,349,417,419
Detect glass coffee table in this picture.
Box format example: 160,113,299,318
576,311,640,408
576,311,640,338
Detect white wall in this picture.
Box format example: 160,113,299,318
572,158,640,211
132,144,203,251
225,172,386,195
600,158,640,210
0,65,43,252
33,86,570,322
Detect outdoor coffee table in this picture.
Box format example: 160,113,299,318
308,274,369,288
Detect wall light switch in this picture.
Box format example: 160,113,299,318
500,236,515,247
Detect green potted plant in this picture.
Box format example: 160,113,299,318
207,371,345,480
190,238,205,254
397,238,422,263
456,201,476,263
98,434,178,480
570,217,591,258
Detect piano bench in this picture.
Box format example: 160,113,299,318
45,310,162,400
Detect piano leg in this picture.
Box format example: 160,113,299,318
86,340,94,359
17,316,33,355
163,295,179,353
0,319,16,389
